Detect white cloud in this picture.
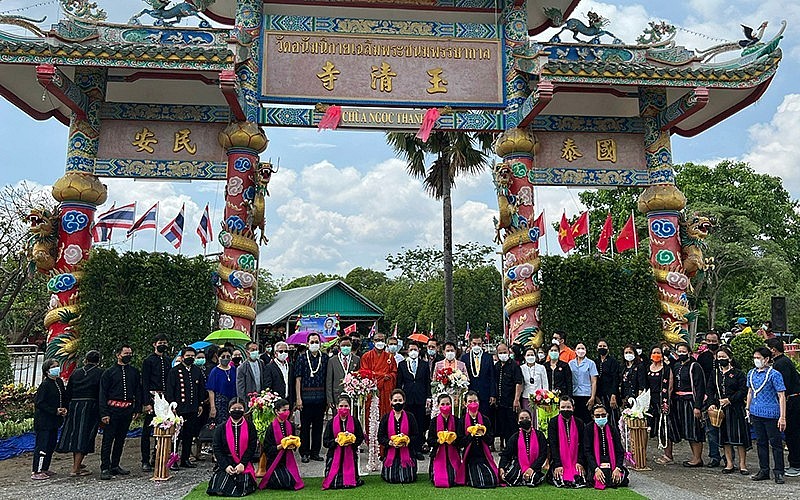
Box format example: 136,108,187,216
290,142,337,149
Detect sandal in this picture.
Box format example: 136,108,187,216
740,469,750,475
655,456,674,465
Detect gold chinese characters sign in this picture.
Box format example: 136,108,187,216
261,32,503,108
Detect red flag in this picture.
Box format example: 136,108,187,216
571,211,589,237
344,323,357,334
558,212,576,252
596,213,613,253
532,211,546,247
615,214,638,253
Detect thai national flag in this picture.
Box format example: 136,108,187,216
160,204,185,249
484,323,491,342
464,321,471,340
95,202,136,230
91,203,115,243
196,203,213,248
127,202,158,236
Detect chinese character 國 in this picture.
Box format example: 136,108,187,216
560,138,583,162
316,61,340,91
173,128,197,155
370,62,397,93
596,138,617,163
426,68,448,94
132,127,158,154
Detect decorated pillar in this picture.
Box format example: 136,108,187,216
216,122,268,334
637,87,690,344
502,1,531,129
43,66,108,377
233,0,262,123
494,128,543,348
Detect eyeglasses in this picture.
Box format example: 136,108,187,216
277,350,288,353
594,414,608,418
219,356,231,360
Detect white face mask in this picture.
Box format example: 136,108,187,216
374,341,386,350
754,358,765,369
575,348,586,358
445,351,456,361
525,355,537,364
277,352,289,362
624,353,636,362
498,353,509,362
308,343,320,353
471,345,483,355
537,352,546,361
636,349,643,356
762,324,768,330
388,344,399,354
551,338,560,346
408,350,419,359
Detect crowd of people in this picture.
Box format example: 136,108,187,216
30,328,799,495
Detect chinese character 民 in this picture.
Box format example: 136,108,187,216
316,61,340,91
173,128,197,155
370,62,397,93
560,138,583,162
132,127,158,154
426,68,448,94
596,138,617,163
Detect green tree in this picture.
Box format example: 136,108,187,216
256,269,281,309
386,131,495,343
282,273,343,291
344,267,389,294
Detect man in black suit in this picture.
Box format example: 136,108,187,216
396,342,430,459
461,333,496,418
166,346,205,469
264,341,294,404
424,338,444,381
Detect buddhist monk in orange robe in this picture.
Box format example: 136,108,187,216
359,332,397,439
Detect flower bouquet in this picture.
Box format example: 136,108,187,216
248,390,281,435
431,366,470,416
531,389,560,436
620,390,652,470
343,371,379,471
151,393,185,479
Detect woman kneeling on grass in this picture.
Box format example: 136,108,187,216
207,398,258,497
458,390,499,488
259,398,304,490
548,395,587,488
583,402,629,489
498,408,547,487
322,394,365,489
428,393,464,488
378,388,418,484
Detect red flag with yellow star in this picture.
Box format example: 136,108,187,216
558,212,576,253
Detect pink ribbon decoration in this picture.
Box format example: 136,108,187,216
322,415,357,490
518,429,539,473
317,105,342,131
557,414,580,483
259,417,304,490
432,413,464,487
459,412,499,480
415,108,440,142
384,410,415,469
592,424,618,490
225,418,256,481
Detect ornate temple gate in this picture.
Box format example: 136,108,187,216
0,0,785,372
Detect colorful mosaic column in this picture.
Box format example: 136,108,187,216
637,87,689,344
234,0,262,123
217,122,268,335
43,67,108,377
494,128,543,347
502,1,531,129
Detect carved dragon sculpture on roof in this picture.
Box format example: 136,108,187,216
129,0,211,28
0,14,46,37
544,8,623,45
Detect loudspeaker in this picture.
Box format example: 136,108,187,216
771,296,787,332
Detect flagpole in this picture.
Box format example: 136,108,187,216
543,208,549,256
610,216,615,257
586,211,591,256
153,203,159,253
632,209,638,255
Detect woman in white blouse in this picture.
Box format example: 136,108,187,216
520,347,549,411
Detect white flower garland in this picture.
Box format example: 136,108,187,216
367,394,380,471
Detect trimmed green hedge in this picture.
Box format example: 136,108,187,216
79,249,217,366
539,253,662,356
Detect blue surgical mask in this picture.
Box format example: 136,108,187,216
194,358,206,366
249,351,260,360
595,417,608,427
427,348,437,357
48,366,61,378
340,346,352,356
388,344,399,354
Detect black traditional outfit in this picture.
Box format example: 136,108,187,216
260,416,304,490
377,410,418,483
427,412,464,487
545,360,573,396
493,359,523,445
141,352,170,466
207,417,258,497
457,411,499,488
596,355,621,424
166,362,206,465
583,421,629,489
57,363,101,454
671,359,706,443
99,363,141,473
705,367,750,447
32,376,66,473
646,364,679,444
322,414,365,489
620,362,645,403
547,415,587,488
498,428,547,486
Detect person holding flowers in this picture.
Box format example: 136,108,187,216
434,342,467,374
583,403,629,489
259,398,304,491
428,393,464,488
498,408,547,487
378,389,418,483
322,395,365,489
457,390,499,488
548,396,587,488
207,398,258,497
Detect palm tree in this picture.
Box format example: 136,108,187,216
386,131,496,343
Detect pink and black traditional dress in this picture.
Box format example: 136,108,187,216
582,421,629,489
547,414,587,488
498,427,548,486
377,410,418,483
259,416,304,490
426,412,464,488
207,417,258,497
321,413,365,490
457,412,499,489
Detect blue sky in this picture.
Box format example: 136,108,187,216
0,0,798,280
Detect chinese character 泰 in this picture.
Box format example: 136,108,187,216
596,138,617,163
132,127,158,154
370,62,397,93
173,128,197,155
426,68,448,94
560,138,583,162
316,61,340,91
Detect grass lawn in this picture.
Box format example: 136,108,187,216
184,474,647,499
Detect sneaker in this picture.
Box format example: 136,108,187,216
31,472,49,480
99,470,113,480
785,467,800,477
